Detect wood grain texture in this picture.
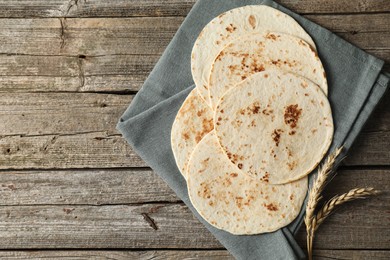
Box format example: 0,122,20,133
0,169,178,206
0,0,388,18
0,250,388,259
0,91,388,169
0,15,387,56
0,169,387,249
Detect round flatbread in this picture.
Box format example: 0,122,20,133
187,131,308,235
191,5,316,106
209,33,327,110
171,89,214,179
214,70,333,184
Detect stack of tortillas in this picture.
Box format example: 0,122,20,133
171,5,333,235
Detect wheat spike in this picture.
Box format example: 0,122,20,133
314,187,381,231
304,147,343,260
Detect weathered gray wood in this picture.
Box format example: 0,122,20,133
0,203,221,249
0,132,146,169
0,250,388,260
0,92,388,169
0,0,388,18
0,250,234,259
0,93,132,136
0,169,387,249
0,169,179,206
0,15,387,56
0,168,385,206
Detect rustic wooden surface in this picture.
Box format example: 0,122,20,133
0,0,388,259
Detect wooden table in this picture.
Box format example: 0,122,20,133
0,1,388,259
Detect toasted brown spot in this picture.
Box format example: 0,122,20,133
320,101,324,106
264,74,269,78
290,194,294,200
266,33,278,41
304,93,309,96
237,163,243,169
183,132,190,140
262,108,274,116
225,23,237,33
248,101,261,114
195,118,213,143
311,128,318,134
250,120,256,127
247,92,252,96
284,104,302,129
216,51,225,61
301,82,308,88
288,130,296,136
271,129,283,147
235,197,244,209
265,203,278,211
248,15,256,29
260,172,269,183
313,68,317,73
220,109,224,113
287,161,297,171
230,173,238,178
241,75,247,80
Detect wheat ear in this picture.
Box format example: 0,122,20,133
304,147,343,260
313,187,381,231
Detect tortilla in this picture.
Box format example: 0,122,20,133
187,131,307,235
214,70,333,184
191,5,316,106
171,89,214,179
209,33,327,110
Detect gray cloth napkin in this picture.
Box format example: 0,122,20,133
116,0,389,259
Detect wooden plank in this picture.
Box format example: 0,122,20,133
0,169,387,249
0,15,387,56
313,250,390,260
0,168,385,205
0,169,179,206
0,91,388,169
0,203,221,249
0,250,388,260
0,250,234,259
0,93,132,136
0,132,146,169
0,0,388,18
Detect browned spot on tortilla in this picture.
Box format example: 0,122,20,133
320,101,324,106
290,194,294,200
222,177,232,187
265,203,278,211
218,117,222,121
235,196,244,209
272,129,283,147
305,93,309,96
199,182,211,199
208,201,214,206
248,15,256,29
230,173,238,177
311,128,318,134
216,40,221,45
250,120,256,127
237,163,243,169
262,108,274,116
260,172,269,183
301,82,308,89
248,101,261,114
220,109,224,113
264,74,269,78
183,132,190,140
216,51,225,61
247,92,252,96
197,109,205,117
284,104,302,129
313,68,317,73
288,130,296,136
228,64,239,73
225,23,237,33
266,33,278,41
287,161,297,170
298,40,306,46
195,118,213,143
286,148,293,157
241,75,247,80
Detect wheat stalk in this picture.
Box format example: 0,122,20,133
304,147,343,259
313,187,380,231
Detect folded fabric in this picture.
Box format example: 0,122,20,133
117,0,389,259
